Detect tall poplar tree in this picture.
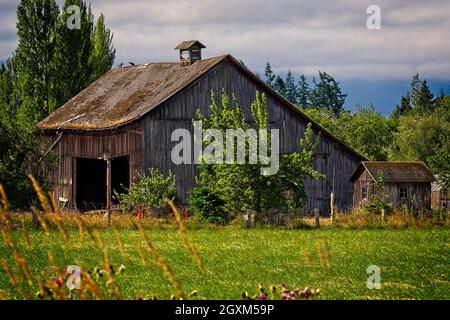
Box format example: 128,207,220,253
89,14,116,83
52,0,93,108
15,0,59,122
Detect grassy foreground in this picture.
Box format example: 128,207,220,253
1,225,449,300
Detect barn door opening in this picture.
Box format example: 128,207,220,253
111,156,130,204
76,156,130,211
76,158,106,211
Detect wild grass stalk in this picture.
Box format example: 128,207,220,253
0,183,9,212
133,219,185,298
20,218,31,249
28,175,52,214
166,198,206,272
317,238,332,273
112,227,127,259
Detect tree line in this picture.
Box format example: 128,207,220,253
0,0,115,207
264,63,450,189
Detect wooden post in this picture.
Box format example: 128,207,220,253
314,208,320,228
105,158,112,225
246,210,252,229
330,192,335,223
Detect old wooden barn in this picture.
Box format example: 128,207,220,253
349,161,435,210
38,41,366,214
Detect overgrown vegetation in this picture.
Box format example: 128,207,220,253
194,90,321,220
114,168,176,215
189,186,228,224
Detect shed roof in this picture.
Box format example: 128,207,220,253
175,40,206,50
349,161,435,183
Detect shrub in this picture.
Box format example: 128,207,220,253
362,196,393,215
189,186,229,224
0,119,56,209
114,168,176,215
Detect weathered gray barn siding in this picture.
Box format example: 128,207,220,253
48,123,142,204
142,59,362,213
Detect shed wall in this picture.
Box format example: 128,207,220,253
353,169,432,209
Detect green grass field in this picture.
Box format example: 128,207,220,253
1,226,449,300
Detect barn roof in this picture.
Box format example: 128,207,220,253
37,54,366,160
38,55,226,130
349,161,435,183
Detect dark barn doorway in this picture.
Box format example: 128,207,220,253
76,158,106,210
112,156,130,204
75,156,130,210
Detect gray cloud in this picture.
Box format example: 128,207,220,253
1,0,449,79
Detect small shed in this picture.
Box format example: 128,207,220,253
349,162,435,210
431,177,450,210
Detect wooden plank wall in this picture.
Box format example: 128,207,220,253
50,122,142,206
379,182,431,209
353,169,431,209
142,60,362,213
353,170,374,208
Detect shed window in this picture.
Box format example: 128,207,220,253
399,187,408,199
361,187,368,199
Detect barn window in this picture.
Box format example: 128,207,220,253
362,187,368,199
399,187,408,199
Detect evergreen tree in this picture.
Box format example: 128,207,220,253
310,71,347,116
410,73,421,108
437,88,446,100
273,75,285,96
297,74,310,107
15,0,59,121
405,73,435,115
416,79,434,114
89,14,115,83
391,93,412,119
264,62,275,88
52,0,94,108
284,70,297,104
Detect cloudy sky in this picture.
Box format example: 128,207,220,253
1,0,450,114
